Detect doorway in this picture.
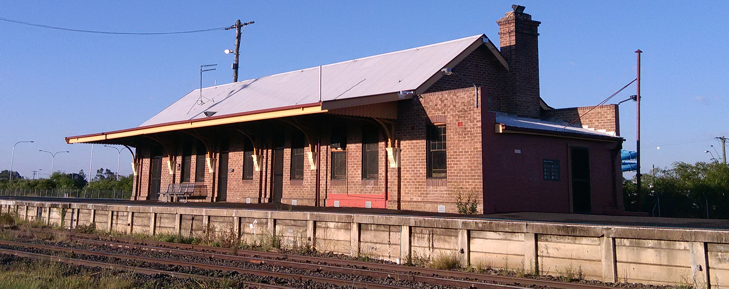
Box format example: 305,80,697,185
272,135,284,203
217,141,229,202
571,148,591,213
148,147,163,200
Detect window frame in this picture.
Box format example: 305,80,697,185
195,153,206,182
426,124,447,179
242,139,254,180
180,143,192,183
330,128,347,180
362,126,379,180
290,133,305,180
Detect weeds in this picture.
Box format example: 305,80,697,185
428,252,461,270
59,207,68,228
456,190,479,215
405,252,430,267
153,233,200,244
74,223,97,234
557,264,583,282
474,262,486,274
0,213,15,227
259,231,282,251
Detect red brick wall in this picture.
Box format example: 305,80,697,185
426,46,509,113
138,147,150,200
322,118,389,208
224,135,266,204
542,105,620,136
397,87,484,213
497,9,541,118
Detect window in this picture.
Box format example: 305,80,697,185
331,129,347,180
543,159,560,181
362,127,379,179
290,132,305,180
427,124,447,178
181,143,192,183
242,139,254,180
195,143,207,182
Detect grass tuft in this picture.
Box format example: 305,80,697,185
428,252,461,270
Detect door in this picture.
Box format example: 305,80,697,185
272,135,284,203
571,148,591,213
217,152,228,202
149,156,162,200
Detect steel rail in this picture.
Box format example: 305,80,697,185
0,240,407,289
0,247,293,289
71,237,523,289
68,231,612,289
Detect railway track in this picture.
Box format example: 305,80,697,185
4,229,617,289
65,231,615,289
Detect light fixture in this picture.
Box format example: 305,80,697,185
398,90,414,99
440,67,479,108
224,49,234,55
204,111,217,117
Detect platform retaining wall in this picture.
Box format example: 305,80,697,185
1,200,727,288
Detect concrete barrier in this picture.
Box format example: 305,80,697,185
1,199,727,288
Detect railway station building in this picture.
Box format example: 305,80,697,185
66,6,625,214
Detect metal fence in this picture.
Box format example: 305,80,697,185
0,188,132,200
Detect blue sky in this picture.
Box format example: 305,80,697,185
1,1,727,179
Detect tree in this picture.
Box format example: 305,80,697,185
0,170,23,181
624,161,729,219
86,168,132,192
93,168,116,181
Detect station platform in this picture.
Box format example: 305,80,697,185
1,196,726,230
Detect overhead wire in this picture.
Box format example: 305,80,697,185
0,17,226,35
563,78,637,128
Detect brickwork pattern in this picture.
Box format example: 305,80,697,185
398,87,483,213
426,46,510,113
542,105,620,135
497,10,541,118
221,135,266,204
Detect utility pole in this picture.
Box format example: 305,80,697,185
636,49,643,212
225,20,254,82
717,136,727,164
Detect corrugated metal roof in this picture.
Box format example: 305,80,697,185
141,35,485,127
495,114,619,138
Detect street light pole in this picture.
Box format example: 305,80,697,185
104,145,122,181
635,49,643,212
10,140,34,181
705,150,717,162
39,150,69,175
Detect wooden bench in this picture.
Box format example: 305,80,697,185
161,183,207,202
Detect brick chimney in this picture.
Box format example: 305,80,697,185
497,5,541,118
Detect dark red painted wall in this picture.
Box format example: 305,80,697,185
482,110,623,214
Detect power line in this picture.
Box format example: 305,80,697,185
563,78,637,128
0,17,226,35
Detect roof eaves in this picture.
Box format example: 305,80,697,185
66,102,326,145
495,123,624,142
482,36,509,71
415,35,487,95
